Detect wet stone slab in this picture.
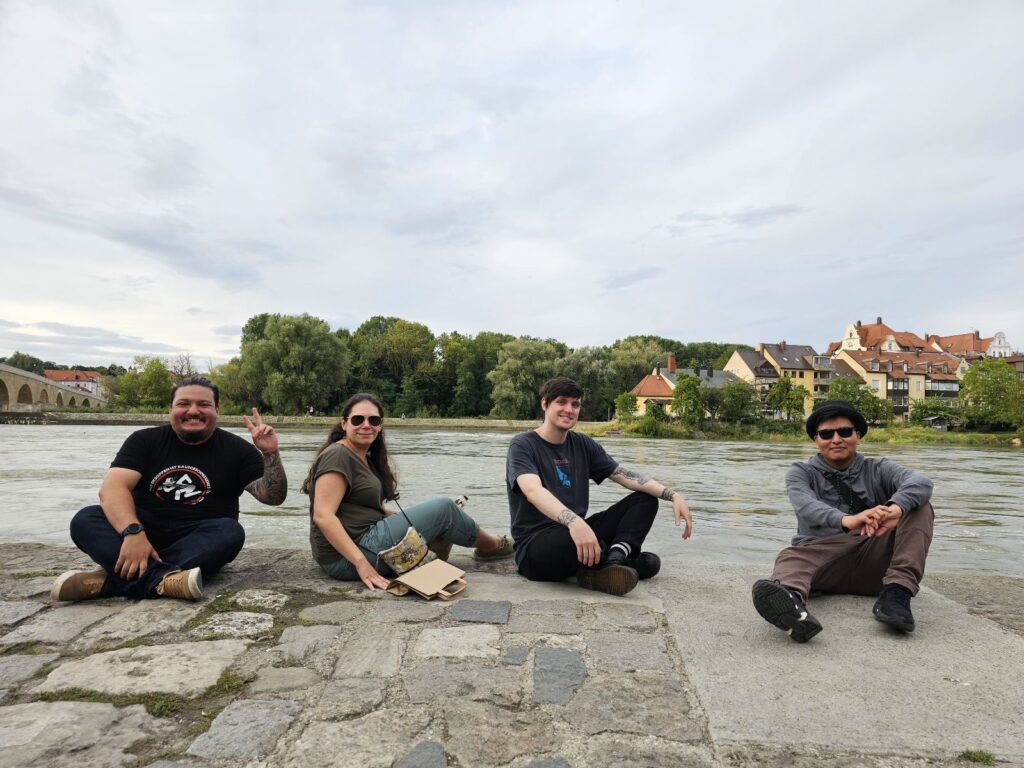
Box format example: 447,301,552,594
38,639,248,697
0,653,59,687
333,626,405,677
533,647,587,704
314,677,386,719
443,703,561,767
412,625,500,659
271,624,343,663
585,630,674,672
298,600,364,624
450,599,511,624
187,698,301,759
0,600,46,627
72,600,202,649
0,603,119,646
282,708,432,768
404,660,524,707
189,611,274,639
0,701,169,768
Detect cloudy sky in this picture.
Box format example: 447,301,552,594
1,1,1021,368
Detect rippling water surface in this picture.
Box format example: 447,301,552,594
1,424,1020,576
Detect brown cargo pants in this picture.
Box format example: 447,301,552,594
771,503,934,602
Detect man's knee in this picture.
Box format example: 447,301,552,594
69,505,106,545
202,518,246,558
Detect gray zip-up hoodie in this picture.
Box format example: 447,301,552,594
784,452,933,545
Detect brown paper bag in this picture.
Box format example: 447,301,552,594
386,559,467,600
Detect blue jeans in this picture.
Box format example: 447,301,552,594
69,505,245,599
321,496,480,581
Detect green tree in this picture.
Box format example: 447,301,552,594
958,358,1024,430
137,357,174,409
557,346,616,420
827,376,892,425
718,380,760,424
671,374,704,427
609,338,668,394
452,331,514,416
645,401,668,422
766,377,806,421
614,392,638,421
3,351,47,375
908,397,962,426
240,314,350,413
209,358,250,410
348,316,435,407
488,337,568,419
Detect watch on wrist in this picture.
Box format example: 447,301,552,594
120,523,145,538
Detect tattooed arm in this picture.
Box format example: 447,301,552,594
609,465,694,540
245,450,288,506
516,473,600,567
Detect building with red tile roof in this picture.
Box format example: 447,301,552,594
43,369,103,395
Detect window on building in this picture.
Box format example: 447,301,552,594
871,378,880,390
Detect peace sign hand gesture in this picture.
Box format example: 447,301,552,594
243,408,279,455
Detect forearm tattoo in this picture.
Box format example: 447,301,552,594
611,465,650,486
557,508,579,527
660,487,677,502
246,451,288,505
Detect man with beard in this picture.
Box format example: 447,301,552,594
752,400,934,642
52,376,288,601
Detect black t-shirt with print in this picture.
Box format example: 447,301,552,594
111,425,264,521
505,430,618,566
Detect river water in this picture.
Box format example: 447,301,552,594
1,424,1021,577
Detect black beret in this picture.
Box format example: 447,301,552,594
806,400,869,439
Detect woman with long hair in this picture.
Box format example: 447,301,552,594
303,393,513,589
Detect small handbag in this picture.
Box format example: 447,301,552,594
374,502,436,575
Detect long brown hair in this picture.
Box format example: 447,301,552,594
300,393,399,500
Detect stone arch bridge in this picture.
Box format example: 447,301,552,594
0,364,109,410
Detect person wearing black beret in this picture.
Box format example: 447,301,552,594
751,400,935,642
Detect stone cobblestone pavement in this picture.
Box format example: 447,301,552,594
1,543,1022,768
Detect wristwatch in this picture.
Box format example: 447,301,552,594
120,523,145,537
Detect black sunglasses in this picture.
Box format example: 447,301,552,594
815,426,856,440
346,414,383,427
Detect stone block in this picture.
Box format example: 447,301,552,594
0,701,168,768
282,708,432,768
369,600,446,623
271,624,342,664
444,703,559,766
0,653,59,687
0,600,46,627
73,600,202,649
507,614,582,634
395,740,446,768
503,645,530,666
450,599,511,624
590,602,659,631
314,677,386,719
249,665,320,694
299,600,363,624
582,733,718,768
187,698,301,759
333,626,405,677
404,660,523,707
0,603,118,646
38,639,248,697
234,588,289,610
585,630,673,671
412,625,499,659
190,611,274,639
533,647,586,704
519,599,581,617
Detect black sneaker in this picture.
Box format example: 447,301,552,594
633,552,661,580
751,579,823,643
873,584,915,632
577,564,639,596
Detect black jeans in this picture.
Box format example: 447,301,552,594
70,505,245,599
517,491,658,582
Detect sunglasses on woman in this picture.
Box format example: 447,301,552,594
815,426,856,440
346,414,383,427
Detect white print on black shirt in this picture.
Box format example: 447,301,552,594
149,465,212,505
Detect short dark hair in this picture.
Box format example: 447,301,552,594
539,377,584,404
171,375,219,408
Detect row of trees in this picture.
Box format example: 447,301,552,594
0,352,125,378
909,358,1024,431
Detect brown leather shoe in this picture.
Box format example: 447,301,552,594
473,534,515,561
156,568,203,600
576,564,639,596
51,569,107,601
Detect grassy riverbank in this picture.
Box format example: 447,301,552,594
582,418,1024,448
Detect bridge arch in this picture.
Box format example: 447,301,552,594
38,390,49,404
0,380,7,409
55,391,64,406
17,384,32,405
82,398,91,408
68,396,77,408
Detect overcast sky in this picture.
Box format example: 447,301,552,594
1,1,1021,368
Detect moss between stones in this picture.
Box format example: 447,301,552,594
37,686,189,717
12,570,60,579
960,749,996,765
